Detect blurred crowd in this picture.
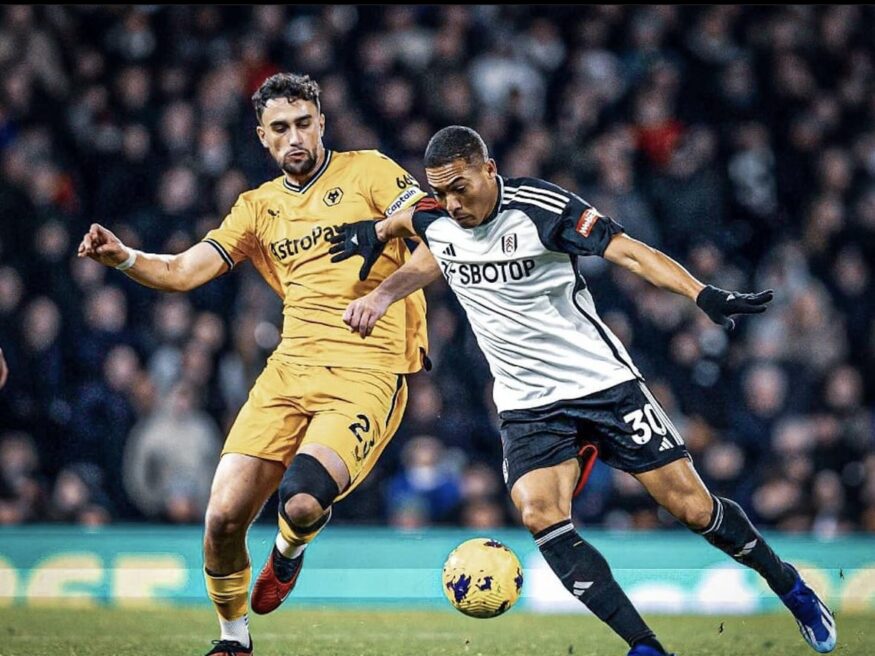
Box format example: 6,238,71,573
0,6,873,535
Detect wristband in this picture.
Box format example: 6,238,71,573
115,248,138,271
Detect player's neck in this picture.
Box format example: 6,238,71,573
284,146,327,188
477,181,501,227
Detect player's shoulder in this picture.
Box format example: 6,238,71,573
241,177,283,201
501,175,575,218
333,149,398,166
503,175,573,201
330,150,409,186
226,178,287,221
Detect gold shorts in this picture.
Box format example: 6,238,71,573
222,356,407,500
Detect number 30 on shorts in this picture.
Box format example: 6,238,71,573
622,404,667,445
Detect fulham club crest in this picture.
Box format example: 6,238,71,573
501,233,518,255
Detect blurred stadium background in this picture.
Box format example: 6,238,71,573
0,4,874,621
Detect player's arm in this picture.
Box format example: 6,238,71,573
77,223,226,292
603,233,773,329
374,206,418,241
343,243,441,337
603,233,705,300
532,180,773,330
329,197,443,280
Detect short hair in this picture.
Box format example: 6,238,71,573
251,73,321,122
424,126,488,168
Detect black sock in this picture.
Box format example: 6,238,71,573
696,496,795,596
535,520,663,651
271,545,301,582
273,509,331,582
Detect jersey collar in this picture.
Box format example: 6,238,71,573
480,175,505,227
282,149,333,194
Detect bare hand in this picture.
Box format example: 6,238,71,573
343,291,392,337
76,223,129,268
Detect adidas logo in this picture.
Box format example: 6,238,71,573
572,581,593,597
658,437,674,452
734,539,758,558
442,244,457,257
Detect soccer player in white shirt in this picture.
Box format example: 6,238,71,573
330,126,837,656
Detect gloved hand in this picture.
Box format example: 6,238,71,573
696,285,774,330
328,220,385,281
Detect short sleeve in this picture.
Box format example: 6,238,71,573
367,152,427,217
516,180,623,256
410,197,446,245
202,196,256,269
549,197,624,256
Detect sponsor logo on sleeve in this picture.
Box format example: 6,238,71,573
576,208,602,238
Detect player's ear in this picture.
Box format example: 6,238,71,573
485,158,498,180
319,113,325,137
256,125,268,149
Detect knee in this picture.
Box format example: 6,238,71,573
518,499,567,535
278,453,339,520
672,493,714,530
204,505,247,542
283,493,325,528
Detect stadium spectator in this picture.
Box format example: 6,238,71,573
0,431,45,523
123,381,221,522
386,435,462,526
46,463,113,525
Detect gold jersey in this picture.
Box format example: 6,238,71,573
202,149,428,373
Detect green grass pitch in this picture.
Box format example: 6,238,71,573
1,607,871,656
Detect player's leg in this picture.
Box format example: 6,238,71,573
203,453,284,655
635,458,836,652
628,382,836,653
252,366,407,614
250,442,347,614
276,441,347,558
634,458,795,592
206,355,311,653
511,463,671,655
500,412,672,656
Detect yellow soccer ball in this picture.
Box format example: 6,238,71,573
442,538,523,618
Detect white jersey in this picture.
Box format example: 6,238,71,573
413,176,642,413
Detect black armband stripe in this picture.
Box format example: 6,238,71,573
203,238,234,270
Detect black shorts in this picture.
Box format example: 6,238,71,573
499,379,691,493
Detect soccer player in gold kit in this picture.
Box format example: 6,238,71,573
77,73,432,656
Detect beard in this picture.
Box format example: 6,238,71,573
281,149,318,177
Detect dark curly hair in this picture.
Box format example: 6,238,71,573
251,73,321,122
424,125,489,168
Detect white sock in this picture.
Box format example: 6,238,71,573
219,614,250,647
276,533,307,559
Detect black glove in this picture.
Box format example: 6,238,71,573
328,220,386,281
696,285,774,330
